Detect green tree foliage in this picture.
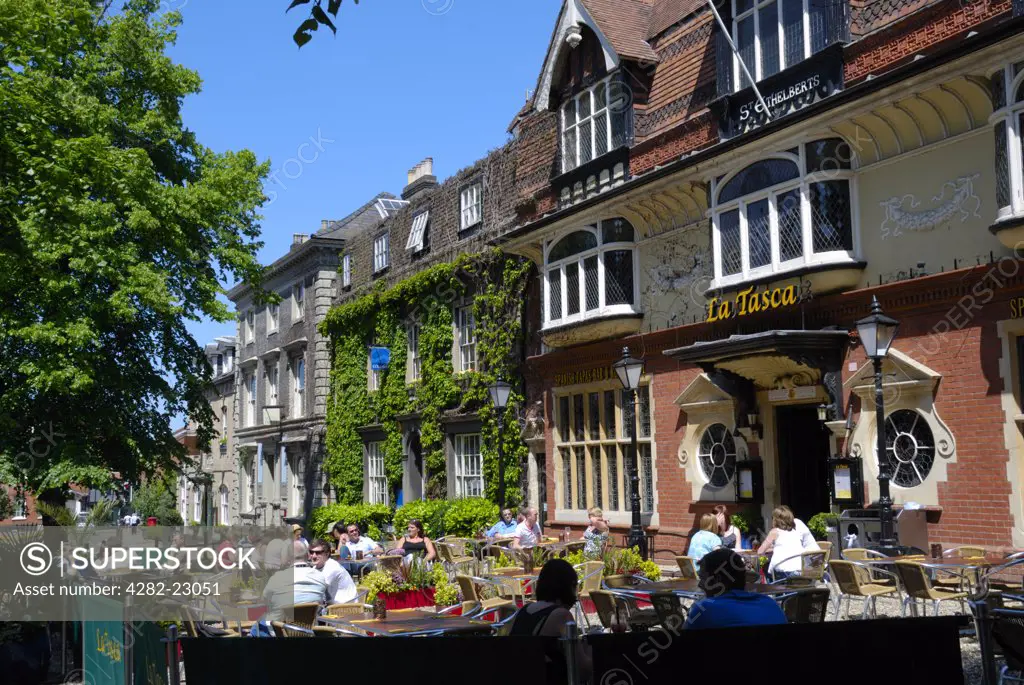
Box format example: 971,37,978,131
0,489,12,521
0,1,270,494
134,477,184,526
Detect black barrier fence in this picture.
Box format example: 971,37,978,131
182,617,966,685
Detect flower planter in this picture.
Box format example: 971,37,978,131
379,588,436,610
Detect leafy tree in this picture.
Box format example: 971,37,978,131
133,476,184,526
0,0,270,495
0,489,12,521
287,0,356,47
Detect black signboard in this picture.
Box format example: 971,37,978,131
713,44,845,140
734,459,764,505
827,456,864,507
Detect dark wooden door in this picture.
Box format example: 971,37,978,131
775,404,832,522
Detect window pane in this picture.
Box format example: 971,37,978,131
777,188,804,261
589,393,600,441
806,138,852,172
559,395,570,442
638,385,652,438
719,209,742,276
576,446,586,508
810,181,853,252
578,91,592,119
548,269,563,320
737,0,754,14
737,15,755,90
579,119,593,164
611,106,628,149
604,250,634,305
566,262,580,316
604,390,616,439
561,447,573,509
809,0,829,53
747,198,772,269
621,389,635,439
573,394,585,441
591,447,603,510
718,159,801,203
996,120,1011,209
640,443,654,512
759,2,780,79
606,446,619,511
549,230,598,262
593,110,609,157
562,99,576,127
563,127,577,170
601,218,635,244
782,0,804,69
1017,80,1024,103
584,256,599,311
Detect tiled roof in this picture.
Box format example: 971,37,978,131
648,0,708,39
581,0,659,63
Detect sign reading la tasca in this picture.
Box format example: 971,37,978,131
705,281,811,323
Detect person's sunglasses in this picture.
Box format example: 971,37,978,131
309,549,327,556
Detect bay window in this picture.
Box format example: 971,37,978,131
543,218,638,329
992,63,1024,222
560,75,631,174
711,138,855,287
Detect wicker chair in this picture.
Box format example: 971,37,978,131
455,574,516,616
980,558,1024,597
171,601,238,638
817,541,833,561
771,550,829,584
271,621,314,638
590,590,623,631
290,602,321,629
438,542,475,575
574,561,605,628
842,548,884,561
325,602,366,618
675,556,698,580
781,588,832,623
378,555,404,574
946,546,986,558
650,592,688,629
829,559,900,620
894,561,968,616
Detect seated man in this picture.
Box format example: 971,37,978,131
485,508,518,538
261,541,328,623
308,538,358,604
511,508,542,550
344,524,383,557
686,548,787,630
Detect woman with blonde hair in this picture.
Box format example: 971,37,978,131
580,507,609,559
713,504,743,551
757,506,816,580
687,513,722,570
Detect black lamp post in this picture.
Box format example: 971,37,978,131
855,295,901,555
613,346,647,558
488,379,512,510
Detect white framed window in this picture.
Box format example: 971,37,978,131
246,373,257,427
460,183,482,230
266,363,279,406
179,485,188,521
993,63,1024,222
342,254,351,288
367,442,387,505
291,356,305,418
373,233,389,273
293,281,305,321
244,310,255,344
455,306,476,372
279,446,290,508
219,486,229,525
267,303,279,334
406,211,430,252
12,488,26,518
246,456,256,511
697,423,738,488
454,434,484,498
543,218,638,329
193,488,202,523
555,386,654,512
729,0,833,91
711,139,855,289
560,75,631,173
876,409,935,488
257,454,265,501
408,324,421,383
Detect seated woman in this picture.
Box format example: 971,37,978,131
713,504,743,551
581,506,609,560
387,519,437,562
687,513,723,570
508,558,592,684
757,506,813,581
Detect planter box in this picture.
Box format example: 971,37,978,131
379,588,436,610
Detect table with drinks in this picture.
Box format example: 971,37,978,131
317,608,494,636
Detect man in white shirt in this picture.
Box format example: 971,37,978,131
308,538,358,604
261,541,328,621
512,507,543,550
344,524,383,557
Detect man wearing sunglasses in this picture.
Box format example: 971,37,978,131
308,538,357,604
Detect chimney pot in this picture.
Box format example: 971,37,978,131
402,157,438,201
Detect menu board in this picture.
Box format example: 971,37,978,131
834,465,852,501
739,469,754,500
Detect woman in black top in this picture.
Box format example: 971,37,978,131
388,519,437,562
509,558,592,684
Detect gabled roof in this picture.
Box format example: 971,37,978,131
581,0,658,63
648,0,707,39
318,191,395,240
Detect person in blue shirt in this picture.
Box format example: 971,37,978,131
687,513,723,571
485,508,517,538
686,548,787,630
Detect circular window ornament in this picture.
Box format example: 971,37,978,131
881,409,935,488
698,423,737,488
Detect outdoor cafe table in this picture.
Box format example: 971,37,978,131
317,609,494,636
611,578,814,601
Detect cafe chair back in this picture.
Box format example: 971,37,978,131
842,548,885,561
290,602,321,629
311,625,361,637
771,550,829,584
781,588,832,623
455,574,515,616
945,546,986,558
828,559,899,620
989,607,1024,684
589,589,622,631
325,602,365,618
675,556,698,580
817,541,833,561
650,591,687,629
894,561,968,617
271,621,314,638
979,557,1024,596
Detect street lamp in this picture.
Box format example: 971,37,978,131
613,346,647,558
488,379,512,509
855,295,901,555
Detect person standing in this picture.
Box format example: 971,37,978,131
580,507,609,560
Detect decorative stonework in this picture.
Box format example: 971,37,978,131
880,174,982,239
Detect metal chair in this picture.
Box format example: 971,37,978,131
675,556,698,580
437,542,475,575
589,589,624,631
990,607,1024,684
271,621,314,638
945,545,987,558
649,591,687,629
573,561,604,629
455,574,516,616
894,561,968,616
771,550,829,585
829,559,900,619
289,602,321,629
781,588,832,623
981,558,1024,597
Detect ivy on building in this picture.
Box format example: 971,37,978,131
320,249,533,505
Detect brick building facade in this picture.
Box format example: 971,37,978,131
495,0,1024,554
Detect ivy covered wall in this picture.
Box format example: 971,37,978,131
320,249,532,505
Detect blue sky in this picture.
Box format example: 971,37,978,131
169,0,558,350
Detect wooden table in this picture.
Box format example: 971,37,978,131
318,609,494,636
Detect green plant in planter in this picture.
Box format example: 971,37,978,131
807,512,839,540
603,547,662,581
432,565,458,606
730,511,758,534
361,569,399,597
493,551,514,568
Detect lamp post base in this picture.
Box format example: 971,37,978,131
627,528,648,559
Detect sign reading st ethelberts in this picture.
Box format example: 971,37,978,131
713,44,844,140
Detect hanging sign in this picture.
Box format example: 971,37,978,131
705,280,812,323
554,366,613,387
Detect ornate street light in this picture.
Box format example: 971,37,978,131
488,379,513,510
855,295,901,555
613,347,647,558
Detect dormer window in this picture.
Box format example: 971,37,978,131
543,218,638,329
560,75,630,174
711,138,855,288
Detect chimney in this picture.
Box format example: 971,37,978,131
321,219,329,232
293,233,310,246
402,157,438,201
